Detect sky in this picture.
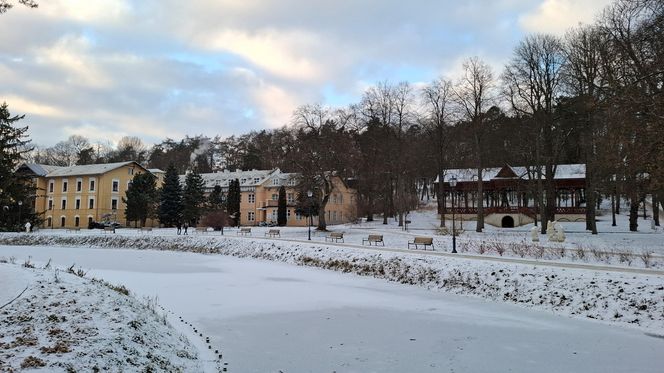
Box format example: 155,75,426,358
0,0,613,147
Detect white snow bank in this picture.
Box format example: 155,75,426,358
0,261,203,372
1,234,663,334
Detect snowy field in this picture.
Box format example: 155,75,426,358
1,205,662,371
1,246,663,373
0,262,206,372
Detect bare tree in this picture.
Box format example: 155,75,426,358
453,57,495,232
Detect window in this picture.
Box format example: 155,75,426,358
248,211,255,221
112,180,119,193
61,198,67,210
48,180,54,193
272,178,280,185
288,179,296,186
89,198,95,209
254,177,260,184
248,194,255,203
62,179,68,193
111,198,118,210
287,193,294,203
241,178,247,184
89,178,96,192
75,198,81,210
339,194,343,204
76,179,82,192
271,209,277,221
60,216,66,227
271,194,278,201
48,199,53,211
332,194,337,204
47,217,52,227
333,211,337,221
75,216,80,227
296,212,303,221
128,167,134,175
287,209,291,219
88,216,93,225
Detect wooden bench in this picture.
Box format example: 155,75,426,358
102,227,116,234
66,228,81,233
408,236,434,250
362,234,384,246
237,227,251,236
195,226,209,234
265,229,280,238
325,232,344,243
139,227,152,233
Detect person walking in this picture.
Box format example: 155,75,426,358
183,222,188,235
176,222,182,235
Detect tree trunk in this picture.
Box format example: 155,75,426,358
654,193,660,226
629,194,639,232
439,174,446,227
476,167,484,232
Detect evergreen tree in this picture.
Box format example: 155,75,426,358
225,179,241,226
182,170,206,225
207,185,224,210
123,172,158,227
158,163,183,227
0,102,36,231
277,185,287,226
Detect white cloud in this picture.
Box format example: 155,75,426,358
519,0,613,35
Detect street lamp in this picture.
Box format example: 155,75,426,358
449,175,458,254
17,200,23,232
307,190,313,240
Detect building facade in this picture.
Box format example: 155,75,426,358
194,169,358,227
436,164,586,227
17,162,155,229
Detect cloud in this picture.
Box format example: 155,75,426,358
0,0,613,147
519,0,614,35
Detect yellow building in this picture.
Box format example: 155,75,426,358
195,169,357,227
17,162,156,229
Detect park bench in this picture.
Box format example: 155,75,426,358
102,227,116,234
195,226,209,234
265,229,281,238
139,227,152,233
362,234,384,246
66,228,81,233
237,227,252,236
408,236,434,250
325,232,344,243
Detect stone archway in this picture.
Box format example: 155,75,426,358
501,215,515,228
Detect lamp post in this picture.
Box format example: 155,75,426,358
307,190,313,241
450,175,457,253
17,200,23,232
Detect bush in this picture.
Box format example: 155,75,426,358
201,210,228,231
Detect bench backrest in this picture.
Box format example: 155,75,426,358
413,236,433,245
104,227,114,231
368,234,383,241
241,227,251,232
268,229,280,234
196,227,207,231
329,232,343,238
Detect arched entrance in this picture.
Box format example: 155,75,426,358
501,215,515,228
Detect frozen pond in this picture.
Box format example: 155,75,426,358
1,245,662,372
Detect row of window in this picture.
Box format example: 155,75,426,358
48,178,124,194
46,215,93,228
244,210,343,222
47,197,118,210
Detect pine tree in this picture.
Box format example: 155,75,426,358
0,102,35,231
277,185,287,226
182,170,206,225
158,163,183,227
123,172,158,227
207,185,224,210
225,179,241,226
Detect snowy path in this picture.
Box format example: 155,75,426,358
1,245,662,373
236,234,664,276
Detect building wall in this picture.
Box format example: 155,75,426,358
39,164,150,229
236,176,357,227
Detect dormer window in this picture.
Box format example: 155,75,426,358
254,177,260,183
272,178,280,186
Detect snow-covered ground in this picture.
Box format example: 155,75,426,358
1,204,662,371
0,261,208,372
0,247,662,372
